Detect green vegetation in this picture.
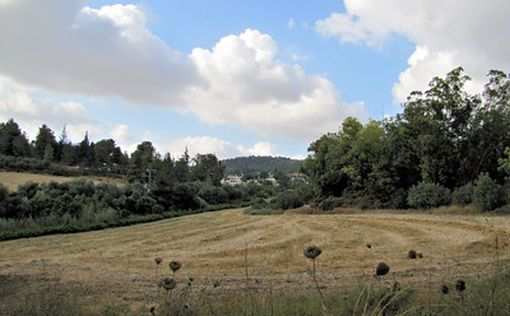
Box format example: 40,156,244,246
303,68,510,211
222,155,302,176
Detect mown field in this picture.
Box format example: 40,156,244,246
1,207,509,314
0,171,124,191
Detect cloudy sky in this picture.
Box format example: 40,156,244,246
0,0,509,159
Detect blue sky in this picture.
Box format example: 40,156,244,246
0,0,508,159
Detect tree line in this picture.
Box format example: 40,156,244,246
0,121,283,239
303,68,510,211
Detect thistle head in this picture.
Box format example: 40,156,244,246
408,250,417,259
160,277,176,291
455,279,466,292
169,260,182,273
303,246,322,260
375,262,390,276
441,284,449,294
154,257,163,265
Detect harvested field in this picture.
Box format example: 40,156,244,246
0,208,509,312
0,171,123,191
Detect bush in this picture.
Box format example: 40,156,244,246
407,182,450,209
451,183,474,206
271,191,305,210
318,196,345,210
473,173,504,212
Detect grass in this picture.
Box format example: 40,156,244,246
0,171,124,191
0,208,509,314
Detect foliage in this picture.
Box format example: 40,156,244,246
222,156,303,176
473,173,504,211
407,182,451,209
271,190,306,210
303,68,510,210
451,183,474,206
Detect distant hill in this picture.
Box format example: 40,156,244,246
221,156,303,175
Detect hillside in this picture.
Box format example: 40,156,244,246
1,207,509,314
222,156,303,175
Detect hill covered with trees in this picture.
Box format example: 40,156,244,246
222,156,303,176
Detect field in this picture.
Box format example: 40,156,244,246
1,207,510,314
0,171,123,191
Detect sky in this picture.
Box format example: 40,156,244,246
0,0,509,159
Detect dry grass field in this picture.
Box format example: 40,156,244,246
1,207,509,313
0,171,123,191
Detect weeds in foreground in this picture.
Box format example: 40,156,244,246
3,237,509,316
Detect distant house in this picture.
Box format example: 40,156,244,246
221,174,244,186
288,172,307,182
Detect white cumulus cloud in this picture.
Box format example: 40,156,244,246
187,29,367,139
0,1,367,140
0,76,100,141
316,0,510,102
166,136,281,160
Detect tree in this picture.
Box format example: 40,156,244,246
95,139,123,166
190,153,224,186
174,148,190,183
127,141,157,183
43,143,54,162
0,119,32,157
34,124,57,160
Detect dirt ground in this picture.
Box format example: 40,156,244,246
1,208,509,312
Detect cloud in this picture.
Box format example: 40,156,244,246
0,76,100,141
187,29,368,139
0,1,367,140
287,18,295,30
0,0,199,106
244,142,277,156
166,136,280,159
111,124,134,143
316,0,510,102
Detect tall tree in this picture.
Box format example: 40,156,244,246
0,119,31,157
127,141,157,183
34,124,57,160
190,153,224,186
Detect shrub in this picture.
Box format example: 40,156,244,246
272,191,305,210
407,182,450,209
319,196,344,210
451,183,474,205
473,173,504,212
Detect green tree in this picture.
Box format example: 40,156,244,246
174,148,190,183
34,124,57,160
0,119,32,157
127,141,157,183
191,154,224,186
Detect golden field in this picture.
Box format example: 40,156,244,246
0,171,123,191
0,207,509,313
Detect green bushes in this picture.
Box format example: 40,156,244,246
407,182,450,209
272,191,305,210
473,173,504,211
452,183,474,205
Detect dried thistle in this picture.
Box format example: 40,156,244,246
161,277,176,291
376,262,390,276
169,260,182,273
441,284,449,294
455,279,466,292
155,257,163,265
408,250,417,259
303,246,322,259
